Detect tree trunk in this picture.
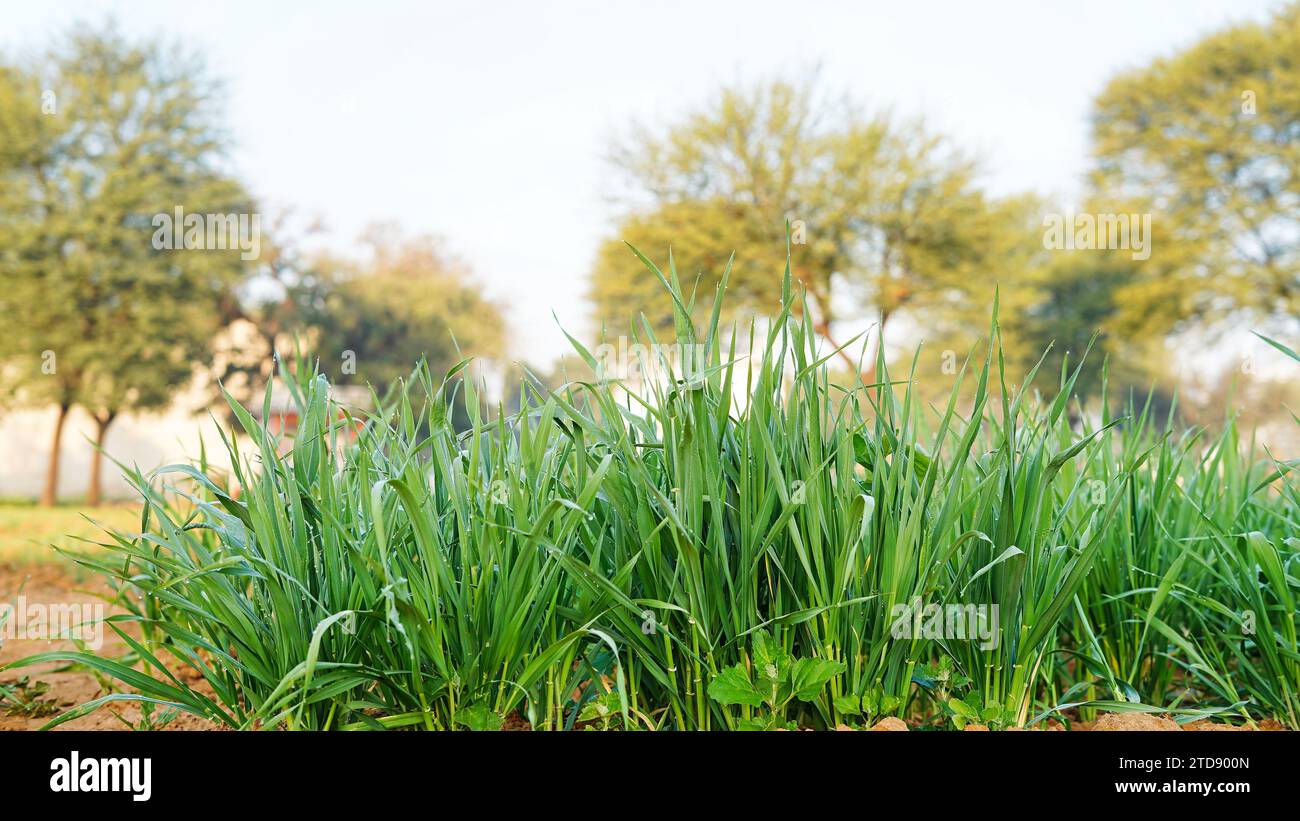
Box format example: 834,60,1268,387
811,313,891,386
86,412,116,508
792,264,893,387
814,319,863,375
40,402,71,507
794,265,864,378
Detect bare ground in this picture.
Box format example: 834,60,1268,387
0,563,217,731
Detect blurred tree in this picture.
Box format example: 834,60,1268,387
1006,251,1150,401
0,62,75,499
592,77,1037,382
1091,3,1300,340
0,26,252,505
305,223,507,393
201,208,331,421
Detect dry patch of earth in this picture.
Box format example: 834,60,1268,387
0,562,217,731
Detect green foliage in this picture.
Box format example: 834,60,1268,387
1003,252,1147,401
1091,3,1300,338
833,687,900,725
0,676,61,718
305,225,506,391
707,629,846,728
2,242,1295,732
0,26,251,407
577,691,624,730
454,703,505,732
0,25,253,501
592,76,1040,375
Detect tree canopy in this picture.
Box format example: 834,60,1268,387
1091,4,1300,339
0,26,252,504
591,77,1043,380
306,224,506,391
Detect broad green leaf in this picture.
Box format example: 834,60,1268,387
707,665,764,708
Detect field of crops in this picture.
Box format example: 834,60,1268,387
7,251,1297,732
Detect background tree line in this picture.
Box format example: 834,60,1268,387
2,6,1298,505
0,26,504,506
591,4,1300,405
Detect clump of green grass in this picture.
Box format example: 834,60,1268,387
4,244,1297,730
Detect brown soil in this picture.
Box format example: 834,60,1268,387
1093,712,1181,731
1088,713,1279,731
0,563,218,731
501,712,532,731
868,716,909,731
1183,719,1251,731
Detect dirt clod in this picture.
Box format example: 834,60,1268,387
1093,712,1180,731
869,716,908,731
1183,720,1248,731
1,563,218,731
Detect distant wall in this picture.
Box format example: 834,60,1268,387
0,401,233,502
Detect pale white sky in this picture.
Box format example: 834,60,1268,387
1,0,1284,366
